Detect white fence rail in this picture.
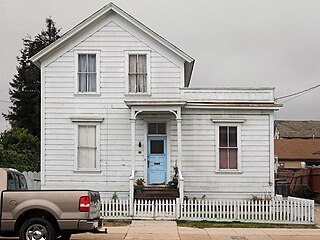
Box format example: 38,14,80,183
100,197,314,224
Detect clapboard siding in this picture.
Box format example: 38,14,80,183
180,109,273,199
42,11,274,200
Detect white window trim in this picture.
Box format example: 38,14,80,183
72,120,102,173
74,50,101,95
215,123,242,173
125,50,151,95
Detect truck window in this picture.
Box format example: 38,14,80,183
7,172,28,190
7,172,19,190
18,174,28,190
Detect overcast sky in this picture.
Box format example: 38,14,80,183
0,0,320,131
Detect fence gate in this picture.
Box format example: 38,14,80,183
134,199,177,219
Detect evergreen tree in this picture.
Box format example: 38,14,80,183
4,17,61,137
0,128,40,172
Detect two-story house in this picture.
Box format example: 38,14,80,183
31,3,281,199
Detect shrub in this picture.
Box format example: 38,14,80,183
292,185,314,199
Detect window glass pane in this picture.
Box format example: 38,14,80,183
148,123,166,134
87,54,96,72
78,54,87,72
229,127,237,147
18,175,28,190
87,73,96,92
86,126,96,147
137,75,145,92
78,125,96,170
129,55,137,73
78,148,88,169
137,55,146,73
157,123,166,134
229,149,238,169
7,172,17,190
219,127,227,147
129,75,136,93
148,123,157,134
219,149,228,169
78,73,87,92
150,140,164,154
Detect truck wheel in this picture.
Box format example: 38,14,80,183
19,217,56,240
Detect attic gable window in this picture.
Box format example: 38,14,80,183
74,51,100,94
125,51,150,94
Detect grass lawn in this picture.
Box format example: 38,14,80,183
176,220,318,229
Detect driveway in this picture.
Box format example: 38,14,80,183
72,220,320,240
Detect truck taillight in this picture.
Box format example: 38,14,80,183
79,196,90,212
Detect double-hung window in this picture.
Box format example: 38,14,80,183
129,54,147,93
219,126,238,170
78,54,97,92
215,123,242,172
71,116,103,172
125,51,150,94
75,51,100,94
78,125,97,170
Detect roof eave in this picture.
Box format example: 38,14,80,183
30,2,194,68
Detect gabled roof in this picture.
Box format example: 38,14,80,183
30,2,195,86
275,120,320,139
275,139,320,160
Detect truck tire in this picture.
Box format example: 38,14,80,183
19,217,57,240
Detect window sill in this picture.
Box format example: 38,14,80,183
73,169,101,173
74,93,101,97
214,170,243,174
125,93,152,97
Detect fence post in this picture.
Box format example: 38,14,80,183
176,198,180,219
129,170,135,217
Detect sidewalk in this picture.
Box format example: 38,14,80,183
72,220,320,240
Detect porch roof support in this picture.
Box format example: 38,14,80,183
176,108,182,170
130,109,136,171
129,103,183,172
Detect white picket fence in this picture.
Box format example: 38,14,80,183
22,171,41,190
100,197,314,224
101,199,178,220
180,197,314,224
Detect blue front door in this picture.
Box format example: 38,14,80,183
147,136,167,184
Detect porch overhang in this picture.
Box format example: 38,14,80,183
126,99,184,173
125,99,186,107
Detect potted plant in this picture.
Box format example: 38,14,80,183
167,166,178,189
134,178,145,193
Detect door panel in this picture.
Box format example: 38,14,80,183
147,137,167,184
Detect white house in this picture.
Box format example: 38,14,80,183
31,3,281,200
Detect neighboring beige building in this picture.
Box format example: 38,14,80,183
275,139,320,169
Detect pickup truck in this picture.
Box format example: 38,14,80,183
0,168,107,240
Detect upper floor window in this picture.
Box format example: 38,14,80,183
74,51,100,94
125,51,150,94
78,54,96,92
129,54,147,93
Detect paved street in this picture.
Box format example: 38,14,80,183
72,220,320,240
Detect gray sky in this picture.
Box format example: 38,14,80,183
1,0,320,131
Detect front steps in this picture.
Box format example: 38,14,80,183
134,186,179,200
